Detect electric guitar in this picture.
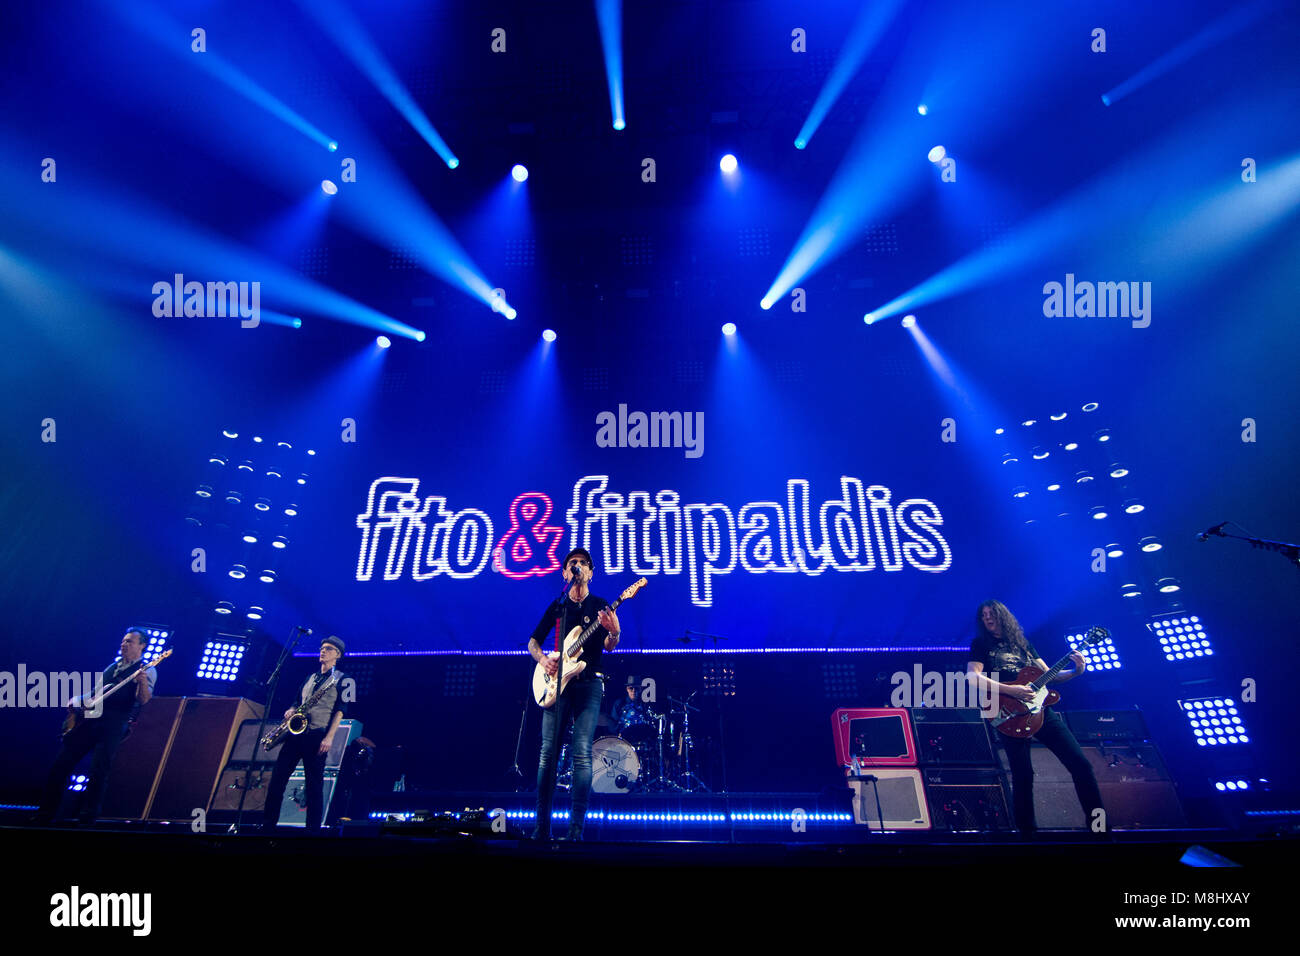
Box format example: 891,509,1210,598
60,649,172,737
531,578,647,708
989,627,1108,738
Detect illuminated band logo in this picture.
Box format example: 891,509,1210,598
356,475,952,607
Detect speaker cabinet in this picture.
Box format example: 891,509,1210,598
846,769,930,829
147,697,263,820
209,766,274,813
99,697,185,820
922,767,1012,831
910,708,997,766
1025,743,1186,829
276,769,340,827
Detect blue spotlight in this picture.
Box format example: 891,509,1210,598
415,330,426,342
917,104,928,116
596,0,626,134
1101,94,1111,107
542,329,556,342
504,307,517,320
512,164,529,183
792,0,905,150
863,313,878,325
292,317,302,329
760,297,773,310
720,154,738,174
302,0,460,167
328,141,339,152
376,335,391,349
901,314,916,328
448,157,460,170
927,145,946,163
321,180,338,195
721,322,737,336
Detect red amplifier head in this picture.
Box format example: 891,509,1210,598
831,707,918,771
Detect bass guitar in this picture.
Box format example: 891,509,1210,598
60,649,172,737
531,578,647,708
990,626,1108,738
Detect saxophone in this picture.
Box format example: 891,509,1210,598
261,672,338,751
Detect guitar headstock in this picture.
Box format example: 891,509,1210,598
146,649,173,667
1080,626,1109,647
621,578,648,602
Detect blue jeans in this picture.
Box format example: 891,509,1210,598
534,677,603,838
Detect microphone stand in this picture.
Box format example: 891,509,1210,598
1201,522,1300,570
544,571,574,836
682,628,732,840
231,624,309,834
507,697,529,791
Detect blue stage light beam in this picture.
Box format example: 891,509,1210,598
293,0,459,167
793,0,906,150
1102,0,1276,107
109,3,337,151
864,102,1300,325
595,0,626,131
0,145,418,339
764,4,1098,314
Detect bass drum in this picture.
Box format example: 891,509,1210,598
590,736,641,794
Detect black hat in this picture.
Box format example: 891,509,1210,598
322,635,346,656
563,547,593,568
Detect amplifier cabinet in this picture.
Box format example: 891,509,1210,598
832,708,917,770
910,708,997,767
846,769,930,829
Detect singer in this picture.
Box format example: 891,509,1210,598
526,547,620,841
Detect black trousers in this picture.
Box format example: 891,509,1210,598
1001,708,1105,832
37,716,130,822
262,729,328,828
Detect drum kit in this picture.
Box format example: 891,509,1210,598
556,679,710,794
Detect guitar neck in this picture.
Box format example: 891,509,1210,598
1031,653,1074,690
569,595,626,655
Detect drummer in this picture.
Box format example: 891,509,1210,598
612,675,645,729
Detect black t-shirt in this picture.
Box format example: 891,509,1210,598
969,633,1040,682
527,592,611,679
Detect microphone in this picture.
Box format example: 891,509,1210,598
1197,521,1228,542
296,625,313,634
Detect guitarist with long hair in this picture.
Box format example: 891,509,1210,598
32,628,158,825
967,600,1104,834
527,547,620,841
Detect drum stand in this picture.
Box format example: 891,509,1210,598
673,695,710,793
556,741,573,791
642,712,677,793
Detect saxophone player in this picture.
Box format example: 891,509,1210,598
262,636,346,829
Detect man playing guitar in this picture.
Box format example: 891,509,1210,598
967,600,1104,834
527,547,620,841
32,628,158,825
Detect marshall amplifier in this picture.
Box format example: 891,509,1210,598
1025,743,1186,829
909,708,997,767
922,767,1013,831
1064,709,1150,743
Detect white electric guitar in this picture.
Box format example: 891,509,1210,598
531,578,647,708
